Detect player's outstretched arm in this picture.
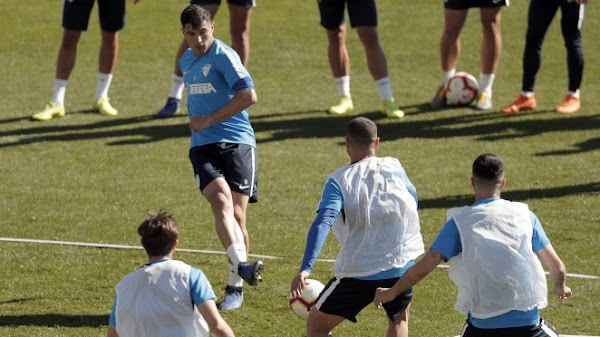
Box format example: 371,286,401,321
537,244,572,301
198,300,235,337
373,249,444,308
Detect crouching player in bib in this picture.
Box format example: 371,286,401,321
108,211,234,337
374,153,572,337
290,117,425,337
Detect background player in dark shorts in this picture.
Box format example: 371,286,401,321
32,0,139,122
430,0,508,111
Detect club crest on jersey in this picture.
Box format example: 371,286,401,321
202,64,212,77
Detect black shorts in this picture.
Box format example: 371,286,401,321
444,0,508,10
315,277,412,323
189,143,258,203
460,318,559,337
318,0,377,30
62,0,126,32
191,0,256,7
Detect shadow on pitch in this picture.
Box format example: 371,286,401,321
0,107,599,153
0,313,108,328
419,181,600,209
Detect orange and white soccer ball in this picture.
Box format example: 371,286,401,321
445,72,479,105
289,279,325,319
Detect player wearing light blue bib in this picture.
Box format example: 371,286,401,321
373,153,572,337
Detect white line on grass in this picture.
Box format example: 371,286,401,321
2,237,599,281
0,237,280,260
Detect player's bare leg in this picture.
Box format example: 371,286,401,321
228,3,252,65
476,7,502,109
307,309,344,337
326,24,353,115
386,304,410,337
56,29,81,80
356,26,387,80
441,9,468,73
202,178,245,249
232,192,250,253
99,30,119,74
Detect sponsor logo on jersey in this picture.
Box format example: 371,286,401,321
189,83,217,95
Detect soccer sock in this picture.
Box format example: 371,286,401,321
442,69,456,86
568,89,580,98
169,74,184,99
95,73,113,99
375,77,393,100
521,91,535,97
478,73,495,96
334,76,351,98
51,79,68,106
226,244,247,287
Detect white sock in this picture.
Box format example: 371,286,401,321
51,79,68,106
226,244,247,287
334,76,351,98
568,89,580,98
169,74,184,99
478,73,495,96
375,77,393,100
521,91,535,97
442,69,456,86
95,73,113,99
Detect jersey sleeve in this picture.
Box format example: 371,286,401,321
400,169,418,205
108,298,117,326
430,218,462,261
299,208,339,273
530,211,550,252
316,178,343,212
215,45,253,90
189,267,217,305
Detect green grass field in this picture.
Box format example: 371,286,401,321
1,0,599,336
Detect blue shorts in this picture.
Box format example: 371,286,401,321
315,277,412,323
460,318,558,337
191,0,256,7
189,143,258,203
62,0,126,32
318,0,377,30
444,0,508,10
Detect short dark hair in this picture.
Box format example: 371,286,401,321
346,117,377,148
472,153,505,184
181,4,212,28
138,210,179,257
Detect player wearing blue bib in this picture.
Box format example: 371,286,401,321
179,5,263,312
107,211,234,337
374,153,572,337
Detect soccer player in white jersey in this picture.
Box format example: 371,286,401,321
290,117,424,337
374,153,572,337
179,4,263,311
107,211,234,337
157,0,256,118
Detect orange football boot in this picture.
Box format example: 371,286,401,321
500,95,537,114
556,94,581,114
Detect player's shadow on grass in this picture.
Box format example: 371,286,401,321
419,181,600,209
0,314,108,328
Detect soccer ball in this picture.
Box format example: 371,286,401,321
445,72,479,105
289,279,325,319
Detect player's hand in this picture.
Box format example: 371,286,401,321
373,287,395,309
554,285,572,302
189,115,211,132
290,271,310,299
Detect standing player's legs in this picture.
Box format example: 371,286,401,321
232,192,250,252
228,0,254,65
93,0,125,116
474,6,502,110
556,1,584,114
431,8,467,108
500,0,556,114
